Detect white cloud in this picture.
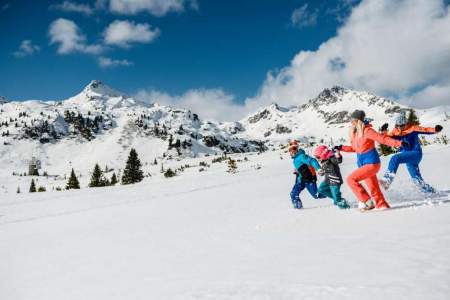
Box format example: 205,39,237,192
247,0,450,110
13,40,40,57
98,56,133,68
291,4,318,28
48,18,103,54
108,0,186,16
405,84,450,108
134,89,248,121
104,20,160,48
50,1,94,15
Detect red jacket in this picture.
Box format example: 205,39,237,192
341,124,401,167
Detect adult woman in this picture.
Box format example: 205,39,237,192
336,110,403,210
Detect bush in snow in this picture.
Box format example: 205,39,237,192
38,186,46,192
227,158,238,174
164,168,176,178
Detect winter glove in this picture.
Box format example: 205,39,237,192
401,141,411,148
380,123,389,132
435,125,443,132
333,145,343,151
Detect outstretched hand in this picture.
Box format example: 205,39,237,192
333,145,342,151
435,125,443,132
380,123,389,132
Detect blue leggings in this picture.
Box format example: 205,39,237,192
388,151,422,177
387,151,434,192
290,181,318,207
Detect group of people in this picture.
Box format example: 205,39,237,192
289,109,443,211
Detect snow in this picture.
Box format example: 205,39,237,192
1,145,450,299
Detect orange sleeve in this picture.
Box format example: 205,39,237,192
341,145,355,152
366,127,402,148
410,125,436,134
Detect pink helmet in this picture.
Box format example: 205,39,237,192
313,145,333,160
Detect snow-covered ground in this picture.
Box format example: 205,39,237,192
1,145,450,300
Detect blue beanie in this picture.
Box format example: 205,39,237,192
395,112,407,126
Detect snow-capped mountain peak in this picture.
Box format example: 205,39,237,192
0,96,8,105
83,80,124,98
239,86,447,144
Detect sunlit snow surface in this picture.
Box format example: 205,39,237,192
1,145,450,300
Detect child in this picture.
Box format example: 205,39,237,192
379,111,443,194
313,145,350,209
288,140,321,209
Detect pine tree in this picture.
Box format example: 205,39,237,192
17,186,21,194
407,109,420,125
29,179,36,193
110,173,118,185
89,164,106,187
122,148,144,184
227,158,238,174
66,168,80,190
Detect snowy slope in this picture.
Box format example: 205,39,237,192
1,145,450,299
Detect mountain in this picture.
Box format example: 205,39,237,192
1,82,448,176
0,81,264,175
239,86,449,145
0,96,8,105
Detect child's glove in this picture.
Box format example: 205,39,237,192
380,123,389,131
435,125,443,132
333,145,342,151
293,170,298,175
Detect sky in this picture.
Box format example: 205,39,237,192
1,0,450,121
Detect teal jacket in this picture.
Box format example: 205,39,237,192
292,149,321,183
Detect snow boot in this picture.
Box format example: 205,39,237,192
358,199,375,211
375,201,390,210
379,173,395,190
335,199,350,209
413,178,436,194
293,200,303,209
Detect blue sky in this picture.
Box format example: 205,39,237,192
0,0,356,101
1,0,450,121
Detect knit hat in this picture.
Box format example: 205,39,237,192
313,145,333,160
350,110,366,122
395,111,407,126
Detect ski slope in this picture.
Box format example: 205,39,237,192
1,146,450,300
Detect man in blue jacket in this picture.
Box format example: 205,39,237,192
288,140,322,209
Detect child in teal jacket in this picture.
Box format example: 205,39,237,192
288,140,321,209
